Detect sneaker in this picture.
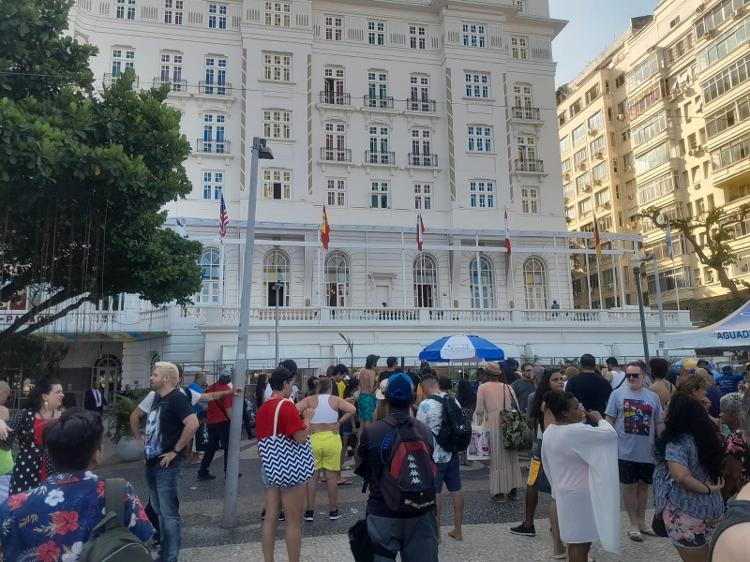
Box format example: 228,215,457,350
197,472,216,481
510,523,536,537
304,510,314,522
278,511,285,522
329,510,341,520
261,509,265,520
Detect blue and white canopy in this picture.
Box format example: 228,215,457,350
659,300,750,350
419,334,505,363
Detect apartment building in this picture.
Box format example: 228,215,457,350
0,0,693,393
558,0,750,316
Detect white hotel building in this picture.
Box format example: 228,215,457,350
3,0,691,390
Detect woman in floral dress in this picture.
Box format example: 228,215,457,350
721,392,750,501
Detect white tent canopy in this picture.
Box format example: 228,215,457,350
659,300,750,350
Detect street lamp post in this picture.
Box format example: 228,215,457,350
631,257,650,363
222,137,273,528
643,254,666,333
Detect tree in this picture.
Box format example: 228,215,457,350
639,205,750,300
0,0,202,344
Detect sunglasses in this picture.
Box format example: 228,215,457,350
626,372,642,379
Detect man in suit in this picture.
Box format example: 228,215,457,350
83,380,107,414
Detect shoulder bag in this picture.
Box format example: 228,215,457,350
500,386,528,450
257,399,315,488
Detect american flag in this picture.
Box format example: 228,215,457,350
416,213,425,251
219,194,229,241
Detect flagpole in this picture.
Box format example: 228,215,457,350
401,230,406,308
596,255,604,310
584,238,593,310
316,244,321,307
219,241,225,306
612,253,619,308
673,257,681,310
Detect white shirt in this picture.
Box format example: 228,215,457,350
138,387,201,412
263,384,273,403
92,389,102,408
609,370,626,390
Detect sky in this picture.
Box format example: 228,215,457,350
550,0,661,87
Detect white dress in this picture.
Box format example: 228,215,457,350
541,420,620,554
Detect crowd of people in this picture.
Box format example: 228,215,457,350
2,355,750,561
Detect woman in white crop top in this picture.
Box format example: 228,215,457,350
295,377,355,521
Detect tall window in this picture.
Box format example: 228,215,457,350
523,257,547,310
164,0,183,24
116,0,136,20
160,53,183,90
324,121,346,161
367,71,389,108
368,21,385,45
263,53,291,82
410,25,426,49
325,252,350,307
263,110,291,139
262,169,291,200
111,48,135,76
511,36,528,59
198,249,221,304
469,180,495,208
204,57,228,95
521,186,539,215
414,255,438,308
323,67,345,103
410,129,432,165
368,126,390,163
470,256,495,309
202,114,226,153
467,126,492,152
264,250,289,306
208,3,227,29
202,171,223,200
370,181,389,208
462,24,486,48
409,75,431,111
513,83,532,109
414,183,432,210
324,15,343,40
264,1,290,27
517,136,537,161
465,72,490,98
327,178,346,207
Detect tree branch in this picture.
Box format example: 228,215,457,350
0,289,83,340
12,295,90,338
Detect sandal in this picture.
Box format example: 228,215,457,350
640,527,657,537
628,530,643,542
337,480,352,486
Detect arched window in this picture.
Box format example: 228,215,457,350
524,257,548,310
264,250,289,307
325,251,350,307
470,256,495,309
414,254,438,308
198,249,221,304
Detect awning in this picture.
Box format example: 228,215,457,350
659,300,750,350
44,331,168,343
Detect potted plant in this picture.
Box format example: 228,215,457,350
105,394,144,462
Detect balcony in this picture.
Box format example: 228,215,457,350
515,159,545,173
365,151,395,165
152,77,188,93
511,106,541,121
198,81,232,96
196,139,231,154
320,147,352,162
363,95,394,110
319,91,351,106
102,73,139,88
407,99,437,113
407,153,438,167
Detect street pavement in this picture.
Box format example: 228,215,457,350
97,440,680,561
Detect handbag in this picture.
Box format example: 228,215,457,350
257,398,315,488
466,411,491,461
500,387,528,450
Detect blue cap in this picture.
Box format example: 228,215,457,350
385,373,414,405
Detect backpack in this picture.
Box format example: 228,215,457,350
380,416,436,515
79,478,152,562
428,394,472,454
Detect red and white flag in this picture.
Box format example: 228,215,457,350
503,208,512,256
416,213,426,252
320,206,330,250
219,194,229,241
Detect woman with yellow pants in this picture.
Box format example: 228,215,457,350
296,377,355,522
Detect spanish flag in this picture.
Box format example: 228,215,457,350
593,211,602,260
321,206,330,250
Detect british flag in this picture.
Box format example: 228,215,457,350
219,194,229,240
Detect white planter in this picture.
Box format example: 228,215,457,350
116,437,144,462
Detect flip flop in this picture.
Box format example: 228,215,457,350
337,480,352,486
628,530,643,542
552,552,567,560
640,527,658,537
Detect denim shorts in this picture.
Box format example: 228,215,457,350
435,454,461,493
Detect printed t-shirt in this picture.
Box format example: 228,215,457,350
605,386,662,464
139,387,201,412
143,388,194,463
716,373,743,395
206,383,232,425
255,397,306,440
416,392,458,463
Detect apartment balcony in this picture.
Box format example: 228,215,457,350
514,159,545,173
198,81,233,96
320,147,352,162
407,99,437,113
365,150,396,165
319,92,351,106
102,73,139,88
510,107,541,121
196,139,231,154
363,95,394,110
407,153,438,167
152,77,188,93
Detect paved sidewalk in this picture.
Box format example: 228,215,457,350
179,518,681,561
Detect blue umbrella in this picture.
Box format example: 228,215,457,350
419,335,505,363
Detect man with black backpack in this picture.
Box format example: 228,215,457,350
355,373,439,561
417,371,467,542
